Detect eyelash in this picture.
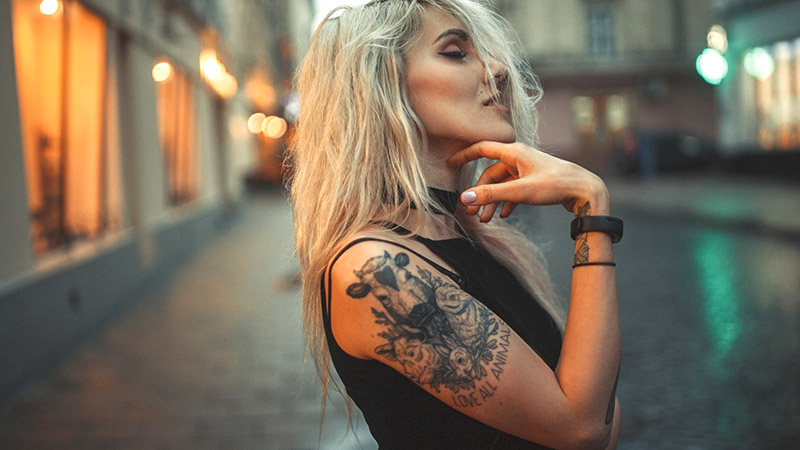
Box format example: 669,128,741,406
439,50,466,59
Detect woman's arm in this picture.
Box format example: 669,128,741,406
450,141,622,447
330,234,619,449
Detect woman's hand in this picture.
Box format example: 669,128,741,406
448,141,610,222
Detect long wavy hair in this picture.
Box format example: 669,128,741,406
288,0,566,419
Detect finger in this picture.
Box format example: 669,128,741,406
461,179,523,207
480,202,499,223
499,201,517,218
475,161,513,187
448,141,513,167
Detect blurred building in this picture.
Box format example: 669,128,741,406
0,0,311,405
713,0,800,177
493,0,720,174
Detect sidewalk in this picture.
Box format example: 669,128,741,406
608,173,800,240
0,192,375,450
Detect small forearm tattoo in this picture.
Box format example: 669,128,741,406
573,201,591,265
346,250,511,407
576,201,591,218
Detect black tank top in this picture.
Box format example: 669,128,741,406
322,231,563,449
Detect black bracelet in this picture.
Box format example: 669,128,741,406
570,216,624,243
572,261,617,269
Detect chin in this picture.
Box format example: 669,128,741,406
498,130,516,143
491,125,516,143
466,123,516,144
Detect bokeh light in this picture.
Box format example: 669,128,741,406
199,49,238,99
707,25,728,54
152,61,173,83
199,49,224,81
39,0,60,16
262,116,288,139
696,48,728,85
743,47,775,81
247,113,267,134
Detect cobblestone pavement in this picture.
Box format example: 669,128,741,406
2,174,799,450
0,193,377,450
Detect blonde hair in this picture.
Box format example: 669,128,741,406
287,0,566,421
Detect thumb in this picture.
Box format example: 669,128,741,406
461,180,522,206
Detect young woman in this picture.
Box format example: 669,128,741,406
289,1,622,448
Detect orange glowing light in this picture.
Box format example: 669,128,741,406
152,61,173,82
215,72,238,99
199,49,237,98
199,49,223,81
247,113,267,134
262,116,288,139
39,0,60,16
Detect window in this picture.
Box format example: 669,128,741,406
571,93,631,146
587,6,616,57
747,39,800,151
12,0,122,254
154,61,198,205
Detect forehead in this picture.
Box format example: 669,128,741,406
416,5,468,44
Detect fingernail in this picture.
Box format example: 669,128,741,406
461,191,477,204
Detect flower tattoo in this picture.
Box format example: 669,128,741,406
347,250,506,397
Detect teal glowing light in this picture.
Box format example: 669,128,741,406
743,47,774,81
692,231,743,371
696,48,729,85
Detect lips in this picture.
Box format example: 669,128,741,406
483,93,509,116
483,94,501,106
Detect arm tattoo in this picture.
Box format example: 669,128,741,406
576,201,591,218
573,201,591,265
346,251,511,407
574,201,618,424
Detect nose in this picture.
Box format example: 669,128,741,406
482,57,508,85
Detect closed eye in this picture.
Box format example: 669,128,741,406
439,50,466,59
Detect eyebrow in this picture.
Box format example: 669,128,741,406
433,28,469,44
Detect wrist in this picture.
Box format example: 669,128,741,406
574,178,610,216
570,215,623,243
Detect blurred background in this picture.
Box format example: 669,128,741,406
0,0,798,449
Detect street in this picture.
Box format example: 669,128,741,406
520,201,800,449
1,183,799,449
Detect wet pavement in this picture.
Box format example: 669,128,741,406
521,195,800,449
1,175,799,449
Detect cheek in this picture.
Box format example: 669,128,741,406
408,82,471,134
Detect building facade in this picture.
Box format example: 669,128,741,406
714,0,800,174
493,0,720,174
0,0,310,405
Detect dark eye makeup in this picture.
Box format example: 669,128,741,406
439,50,467,59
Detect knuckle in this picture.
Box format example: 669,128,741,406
482,184,493,202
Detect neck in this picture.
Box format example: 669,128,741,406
422,139,466,191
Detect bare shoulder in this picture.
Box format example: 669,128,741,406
326,233,438,359
328,236,510,387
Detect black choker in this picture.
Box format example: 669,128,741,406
420,187,460,215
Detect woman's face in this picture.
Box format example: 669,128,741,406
405,6,515,156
